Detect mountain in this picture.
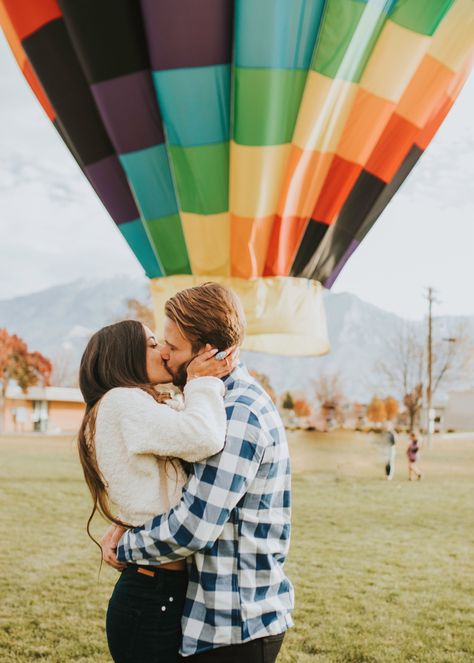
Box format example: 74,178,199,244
247,292,407,400
0,276,149,386
1,277,473,401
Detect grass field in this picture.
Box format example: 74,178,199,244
0,430,473,662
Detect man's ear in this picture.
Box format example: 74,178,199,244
197,343,213,355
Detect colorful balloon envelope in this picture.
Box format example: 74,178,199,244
1,0,472,354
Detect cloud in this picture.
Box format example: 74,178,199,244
0,35,143,299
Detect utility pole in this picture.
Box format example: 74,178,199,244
425,287,437,449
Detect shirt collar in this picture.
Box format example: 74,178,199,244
222,362,248,390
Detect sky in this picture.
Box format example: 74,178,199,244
0,32,473,320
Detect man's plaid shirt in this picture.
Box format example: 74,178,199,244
117,364,294,657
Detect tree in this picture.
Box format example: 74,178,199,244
384,396,399,421
366,396,387,425
281,392,295,410
119,298,155,329
0,329,52,432
0,329,52,393
430,324,473,395
376,321,473,432
249,370,277,403
293,398,312,418
403,384,423,433
352,402,364,428
50,348,79,387
313,373,346,428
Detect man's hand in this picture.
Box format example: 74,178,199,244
100,524,127,571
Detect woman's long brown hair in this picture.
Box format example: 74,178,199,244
77,320,171,549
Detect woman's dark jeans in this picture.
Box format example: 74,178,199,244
106,564,188,663
180,633,285,662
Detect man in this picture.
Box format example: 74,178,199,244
384,424,397,481
101,282,294,661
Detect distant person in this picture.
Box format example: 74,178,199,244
78,318,236,662
384,425,397,480
13,406,27,432
406,432,422,480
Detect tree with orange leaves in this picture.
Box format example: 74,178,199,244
384,396,399,422
0,328,52,394
293,398,312,418
366,396,387,425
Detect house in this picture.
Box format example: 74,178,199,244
1,384,85,434
443,389,474,432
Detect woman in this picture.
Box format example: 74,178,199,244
77,319,236,662
406,431,422,480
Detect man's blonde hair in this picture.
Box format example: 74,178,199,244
164,282,246,352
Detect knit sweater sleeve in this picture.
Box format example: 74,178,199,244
100,379,226,462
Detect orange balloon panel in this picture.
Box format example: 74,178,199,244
1,0,61,41
230,214,275,279
312,157,363,224
366,114,418,183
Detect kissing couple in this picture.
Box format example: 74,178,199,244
78,282,294,662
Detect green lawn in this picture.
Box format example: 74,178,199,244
0,431,473,662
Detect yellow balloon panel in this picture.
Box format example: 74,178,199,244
429,0,474,72
230,142,290,218
293,73,357,152
180,212,230,276
360,21,431,102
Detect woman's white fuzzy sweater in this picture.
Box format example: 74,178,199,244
94,377,226,526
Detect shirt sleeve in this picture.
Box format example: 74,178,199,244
116,402,266,564
104,379,227,462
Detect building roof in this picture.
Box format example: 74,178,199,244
5,384,84,403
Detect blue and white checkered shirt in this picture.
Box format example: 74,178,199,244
117,364,294,656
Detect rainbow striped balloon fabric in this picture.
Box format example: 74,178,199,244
1,0,473,353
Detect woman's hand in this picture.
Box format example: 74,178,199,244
100,524,127,571
187,344,239,381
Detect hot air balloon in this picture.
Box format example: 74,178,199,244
1,0,472,354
